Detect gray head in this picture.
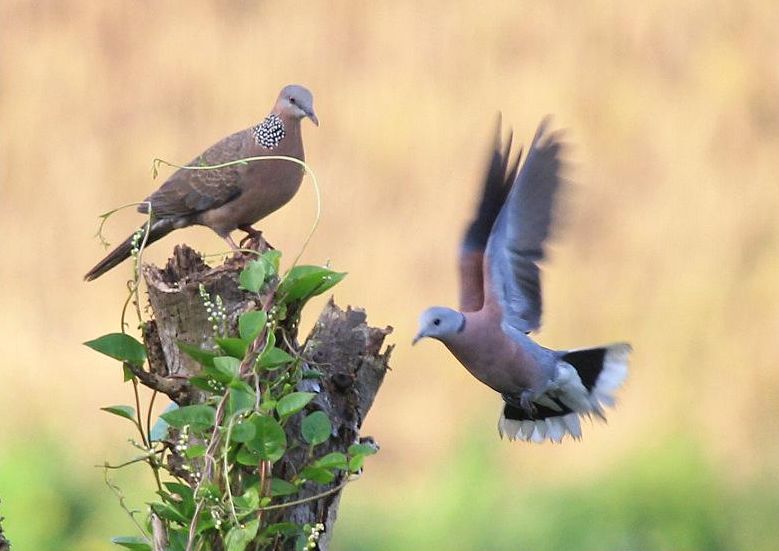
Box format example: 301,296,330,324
274,84,319,126
412,306,465,345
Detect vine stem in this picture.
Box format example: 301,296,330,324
223,415,240,525
99,449,165,470
256,477,354,513
103,466,150,539
256,460,271,526
186,394,228,551
146,390,158,446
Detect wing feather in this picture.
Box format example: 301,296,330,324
458,115,522,312
139,130,248,218
485,117,567,332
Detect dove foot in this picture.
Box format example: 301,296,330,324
238,225,275,252
502,390,538,418
238,225,262,246
519,390,537,417
223,235,241,251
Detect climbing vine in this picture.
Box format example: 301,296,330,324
85,250,377,551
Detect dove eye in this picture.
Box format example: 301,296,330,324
290,97,296,104
433,319,441,326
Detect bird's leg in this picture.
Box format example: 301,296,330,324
223,234,241,251
519,390,538,417
238,224,262,246
502,390,538,418
238,224,274,251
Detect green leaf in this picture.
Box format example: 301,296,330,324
204,355,240,384
161,404,216,431
264,522,300,537
233,486,260,511
239,259,267,293
150,501,189,524
301,411,331,445
302,369,323,380
195,516,216,536
277,266,346,302
189,375,222,393
270,478,299,497
275,392,315,418
166,529,189,551
239,310,267,343
100,405,136,423
228,382,256,416
177,342,217,368
300,466,335,484
216,338,248,359
185,444,206,459
257,346,295,370
122,364,134,382
163,482,194,501
259,399,277,413
161,482,195,517
262,250,282,273
111,536,151,550
236,445,261,466
85,333,146,367
231,420,256,443
225,519,260,551
246,414,286,461
231,379,255,393
195,483,221,502
315,452,348,470
348,454,365,472
348,443,378,456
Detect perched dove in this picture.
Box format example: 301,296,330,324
84,84,318,281
414,117,631,443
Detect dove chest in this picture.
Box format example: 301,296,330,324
198,126,305,233
445,314,543,393
235,156,305,222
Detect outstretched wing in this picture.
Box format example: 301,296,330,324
139,129,248,218
484,117,567,333
459,115,522,312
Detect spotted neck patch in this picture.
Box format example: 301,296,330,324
253,113,285,149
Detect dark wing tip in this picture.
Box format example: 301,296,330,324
462,117,520,251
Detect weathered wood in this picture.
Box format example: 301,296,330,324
136,238,392,550
278,301,391,549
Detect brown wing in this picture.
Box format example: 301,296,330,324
139,129,249,218
458,115,522,312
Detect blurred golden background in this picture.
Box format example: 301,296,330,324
1,1,778,549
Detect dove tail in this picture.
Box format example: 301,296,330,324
84,221,173,281
562,343,631,409
497,343,631,443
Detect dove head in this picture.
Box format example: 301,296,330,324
275,84,319,126
413,306,465,345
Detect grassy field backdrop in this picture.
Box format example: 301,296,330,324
1,1,778,549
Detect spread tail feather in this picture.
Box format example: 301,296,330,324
84,221,173,281
562,343,631,409
498,343,631,443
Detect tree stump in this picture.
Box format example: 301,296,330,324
129,238,392,550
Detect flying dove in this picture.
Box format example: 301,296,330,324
84,84,318,281
414,117,631,443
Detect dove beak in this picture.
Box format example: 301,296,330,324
307,110,319,127
412,332,424,346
